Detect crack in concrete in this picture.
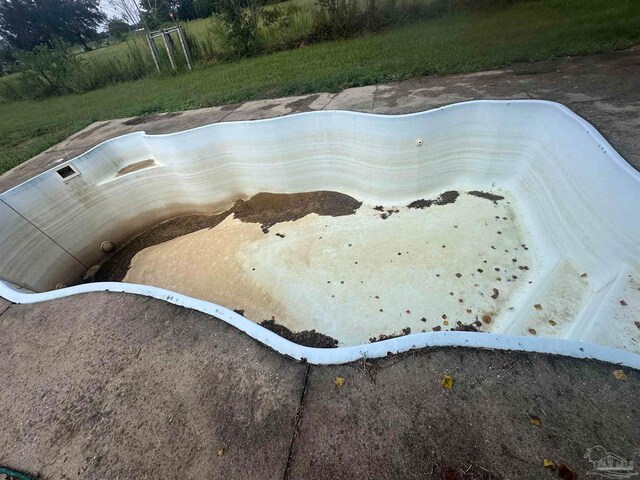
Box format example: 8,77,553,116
371,85,379,112
283,363,311,480
216,104,243,124
0,302,12,317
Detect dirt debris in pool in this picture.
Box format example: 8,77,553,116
96,191,361,282
91,188,536,347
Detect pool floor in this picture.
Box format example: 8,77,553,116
112,188,588,346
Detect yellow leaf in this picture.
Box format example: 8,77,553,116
543,459,556,470
613,370,627,381
217,448,224,457
530,415,541,426
335,376,346,388
441,375,453,389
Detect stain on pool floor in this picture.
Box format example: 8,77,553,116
96,189,565,346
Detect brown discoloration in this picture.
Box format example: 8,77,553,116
260,319,338,348
407,190,459,209
284,94,321,111
232,191,362,230
115,159,156,177
95,210,234,282
123,112,182,126
96,191,361,282
467,191,505,203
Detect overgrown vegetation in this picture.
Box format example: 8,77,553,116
0,0,539,102
0,39,154,100
0,0,638,174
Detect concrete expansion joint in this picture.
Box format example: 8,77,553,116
0,302,11,317
283,363,311,480
371,85,379,112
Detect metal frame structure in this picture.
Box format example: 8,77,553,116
146,25,192,72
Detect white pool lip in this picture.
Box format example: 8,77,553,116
0,99,638,369
1,279,638,368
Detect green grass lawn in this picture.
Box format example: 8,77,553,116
0,0,639,174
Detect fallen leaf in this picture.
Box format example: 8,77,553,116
217,448,224,457
580,273,587,278
613,369,627,381
482,314,492,324
548,320,557,326
441,375,453,390
557,464,577,480
620,299,628,306
543,459,557,471
529,415,541,426
635,321,640,329
534,304,542,311
528,328,537,335
443,320,449,326
335,376,346,387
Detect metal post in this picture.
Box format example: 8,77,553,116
176,26,193,71
162,30,176,71
145,33,161,72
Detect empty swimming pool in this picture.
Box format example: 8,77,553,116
0,101,638,366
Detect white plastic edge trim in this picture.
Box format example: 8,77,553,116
1,280,638,369
1,100,638,369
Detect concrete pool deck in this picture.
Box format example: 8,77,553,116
0,48,639,479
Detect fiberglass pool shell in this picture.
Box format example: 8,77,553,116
0,100,638,367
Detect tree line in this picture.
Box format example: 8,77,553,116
0,0,229,61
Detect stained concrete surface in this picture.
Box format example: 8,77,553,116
1,46,639,193
0,294,638,480
1,48,640,479
289,351,640,480
0,293,307,480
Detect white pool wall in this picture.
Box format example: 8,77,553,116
1,101,637,292
0,100,638,367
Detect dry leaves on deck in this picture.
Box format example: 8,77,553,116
441,375,453,389
613,369,627,381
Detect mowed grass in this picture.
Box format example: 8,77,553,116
0,0,639,173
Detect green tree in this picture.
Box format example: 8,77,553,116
14,39,82,96
217,0,262,57
0,0,106,51
107,17,131,40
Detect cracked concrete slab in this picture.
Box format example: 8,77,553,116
0,293,306,480
288,350,640,480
